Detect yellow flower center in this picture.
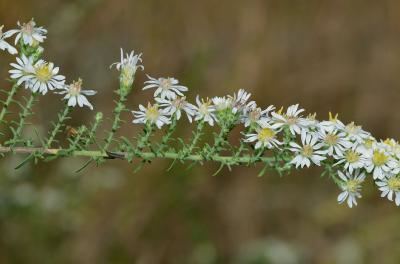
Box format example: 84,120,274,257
145,104,160,122
372,150,388,166
257,128,275,142
346,179,361,193
35,63,52,82
325,133,338,146
363,138,374,149
387,177,400,191
199,99,211,115
69,79,82,96
384,138,396,147
302,145,314,157
345,150,360,163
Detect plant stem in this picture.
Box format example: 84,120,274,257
67,126,86,151
45,104,71,148
0,146,276,164
5,93,38,147
0,83,20,129
158,114,178,152
182,120,204,156
135,123,153,152
207,124,232,156
234,126,252,158
103,92,127,151
83,112,103,148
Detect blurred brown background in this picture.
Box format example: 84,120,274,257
1,0,400,263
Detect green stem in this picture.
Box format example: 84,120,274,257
0,83,20,129
45,104,71,148
0,146,276,165
158,114,178,152
135,123,154,152
67,126,86,151
83,112,103,148
207,124,232,156
234,126,252,158
182,120,204,156
103,92,127,151
6,93,38,147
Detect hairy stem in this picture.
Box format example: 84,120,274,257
182,120,204,156
0,146,276,164
103,92,127,151
5,93,38,147
234,126,252,158
45,104,71,148
136,123,153,151
207,124,232,156
67,126,86,151
83,112,103,148
0,83,20,128
158,114,178,152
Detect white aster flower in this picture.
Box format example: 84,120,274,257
212,96,233,112
6,19,47,46
230,89,253,114
289,131,327,168
356,136,376,154
155,96,196,122
319,112,345,133
56,79,96,110
111,48,144,87
301,113,320,136
244,121,282,149
132,102,170,129
29,59,65,94
382,138,400,159
337,170,365,208
111,48,143,72
9,55,35,87
193,96,216,126
0,25,18,54
365,145,396,180
271,104,311,135
318,128,352,156
143,75,188,100
376,175,400,206
242,104,275,127
344,122,370,144
333,147,367,174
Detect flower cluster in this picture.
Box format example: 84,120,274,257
241,103,400,208
132,75,197,127
2,19,400,209
1,20,96,109
132,73,400,208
